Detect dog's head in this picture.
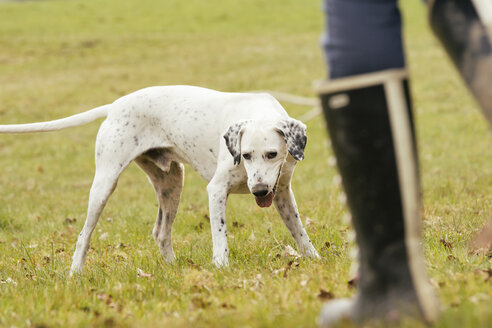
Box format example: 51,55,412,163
223,119,307,208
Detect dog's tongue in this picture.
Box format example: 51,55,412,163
255,193,274,208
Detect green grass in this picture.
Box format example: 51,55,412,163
0,0,491,327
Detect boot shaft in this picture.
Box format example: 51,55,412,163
317,69,439,323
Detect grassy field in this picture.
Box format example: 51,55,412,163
0,0,491,327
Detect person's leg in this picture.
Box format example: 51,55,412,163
322,0,405,79
429,0,492,125
318,0,439,325
429,0,492,278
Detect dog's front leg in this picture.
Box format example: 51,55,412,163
274,185,320,259
207,176,230,267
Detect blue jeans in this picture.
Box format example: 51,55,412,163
322,0,406,79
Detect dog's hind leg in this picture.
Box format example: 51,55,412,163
70,166,123,276
70,121,136,276
135,154,184,263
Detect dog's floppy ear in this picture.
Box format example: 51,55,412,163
276,119,307,161
223,121,249,165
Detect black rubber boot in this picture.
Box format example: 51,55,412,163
316,69,439,326
429,0,492,125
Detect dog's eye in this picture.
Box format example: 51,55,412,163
266,152,277,159
242,153,251,160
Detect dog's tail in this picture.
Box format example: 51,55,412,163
0,104,111,134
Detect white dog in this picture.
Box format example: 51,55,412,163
0,86,320,275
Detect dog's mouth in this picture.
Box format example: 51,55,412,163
255,191,275,208
254,167,282,208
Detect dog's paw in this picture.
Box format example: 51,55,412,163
212,255,229,268
69,264,83,278
159,247,176,264
302,245,321,260
162,253,176,264
311,249,321,260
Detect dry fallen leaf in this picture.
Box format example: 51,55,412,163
97,293,121,311
281,260,300,278
113,250,128,262
220,302,236,309
191,296,211,309
300,274,310,287
447,254,457,262
136,268,154,279
430,278,441,289
97,293,115,307
253,274,263,288
64,217,77,225
440,238,453,251
318,289,334,301
470,219,492,256
0,278,17,286
282,245,300,259
115,243,126,249
186,258,200,269
232,221,245,229
195,222,204,231
347,277,358,289
474,268,492,283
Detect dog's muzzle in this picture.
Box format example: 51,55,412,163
252,183,274,208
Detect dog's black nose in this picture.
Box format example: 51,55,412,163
252,184,269,197
253,189,268,197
